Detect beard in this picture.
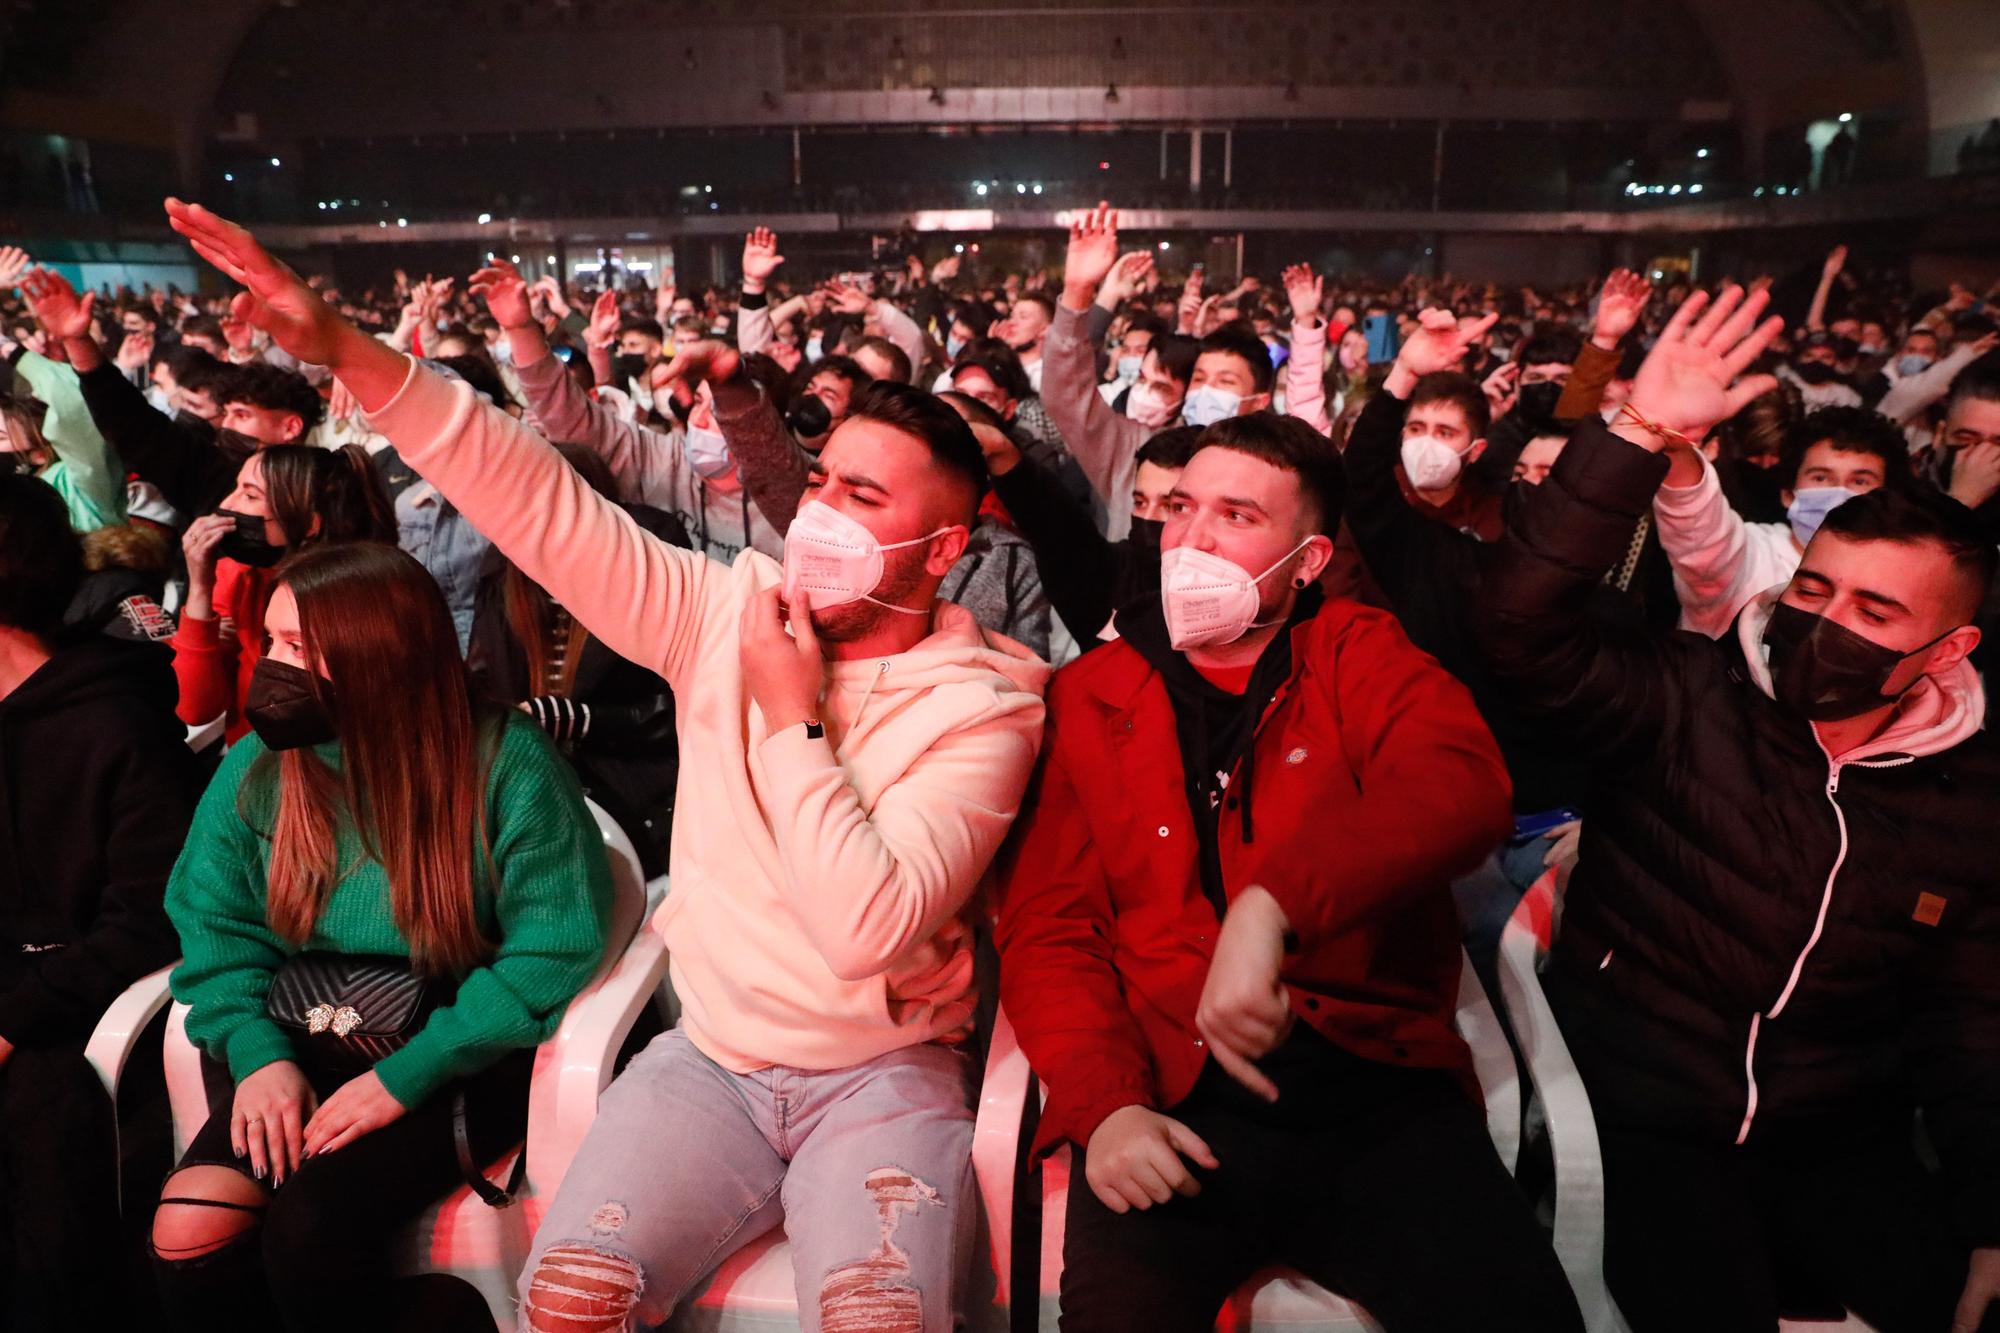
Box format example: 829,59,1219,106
806,542,935,643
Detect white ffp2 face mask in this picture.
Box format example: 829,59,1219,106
683,423,732,478
781,500,951,616
1159,538,1313,650
1399,433,1469,491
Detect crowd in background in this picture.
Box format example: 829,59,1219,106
2,192,1999,1332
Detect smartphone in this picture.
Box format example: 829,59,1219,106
1512,808,1582,843
551,344,577,364
1363,312,1400,365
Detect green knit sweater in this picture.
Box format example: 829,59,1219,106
166,711,613,1109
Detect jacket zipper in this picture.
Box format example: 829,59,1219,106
1735,747,1915,1144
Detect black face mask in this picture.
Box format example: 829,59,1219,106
1515,381,1563,422
215,508,285,569
213,426,263,456
243,658,338,750
1792,362,1843,386
1763,600,1956,722
786,394,833,444
1126,516,1164,554
611,353,649,384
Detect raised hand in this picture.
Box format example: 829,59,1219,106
742,227,784,290
1393,306,1498,379
468,257,535,330
222,312,256,355
18,268,97,342
1821,244,1848,282
1482,360,1522,419
116,328,154,373
653,337,741,390
166,199,348,366
1617,284,1784,449
654,279,678,322
930,254,961,284
1099,251,1154,308
1176,268,1204,335
1281,263,1323,326
823,279,873,316
1592,268,1653,348
585,289,620,350
1062,202,1120,297
0,246,29,292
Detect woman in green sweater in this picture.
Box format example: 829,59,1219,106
151,541,613,1333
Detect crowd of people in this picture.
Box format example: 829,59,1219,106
1,191,1999,1333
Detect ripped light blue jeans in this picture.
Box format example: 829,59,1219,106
517,1027,976,1332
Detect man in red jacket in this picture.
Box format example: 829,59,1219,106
997,412,1582,1332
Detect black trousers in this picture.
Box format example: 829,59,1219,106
0,1043,125,1328
1058,1030,1583,1333
1601,1119,2000,1333
153,1050,531,1333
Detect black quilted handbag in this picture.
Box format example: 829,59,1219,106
265,952,452,1077
263,952,525,1207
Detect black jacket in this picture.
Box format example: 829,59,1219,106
0,636,196,1046
1344,390,1596,811
467,503,689,878
1477,417,2000,1245
76,361,248,521
991,455,1159,648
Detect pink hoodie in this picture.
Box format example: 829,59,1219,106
368,359,1050,1073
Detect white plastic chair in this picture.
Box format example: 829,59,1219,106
974,950,1523,1332
151,798,669,1329
1496,870,1878,1333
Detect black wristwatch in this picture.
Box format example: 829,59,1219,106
804,719,825,740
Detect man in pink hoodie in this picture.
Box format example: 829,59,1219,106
163,201,1050,1333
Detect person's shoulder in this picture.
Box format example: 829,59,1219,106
1047,636,1147,708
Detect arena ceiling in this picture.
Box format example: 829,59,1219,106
1,0,1994,178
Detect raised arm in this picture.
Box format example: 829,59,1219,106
1476,285,1784,754
1557,268,1652,421
736,227,784,357
483,258,678,505
1649,449,1768,638
1049,203,1148,538
666,338,816,533
1281,263,1331,436
165,198,731,690
1805,245,1846,333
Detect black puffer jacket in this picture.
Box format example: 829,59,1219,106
0,636,196,1046
1478,418,2000,1246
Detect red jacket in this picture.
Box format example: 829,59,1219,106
171,559,270,743
996,597,1512,1153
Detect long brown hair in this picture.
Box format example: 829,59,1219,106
257,444,398,551
254,542,496,975
0,392,54,471
502,442,616,689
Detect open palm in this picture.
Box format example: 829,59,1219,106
166,198,345,365
1064,202,1119,290
1624,285,1783,443
19,269,96,341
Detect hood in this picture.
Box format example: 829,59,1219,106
1736,587,1986,762
1,635,180,720
824,599,1052,702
